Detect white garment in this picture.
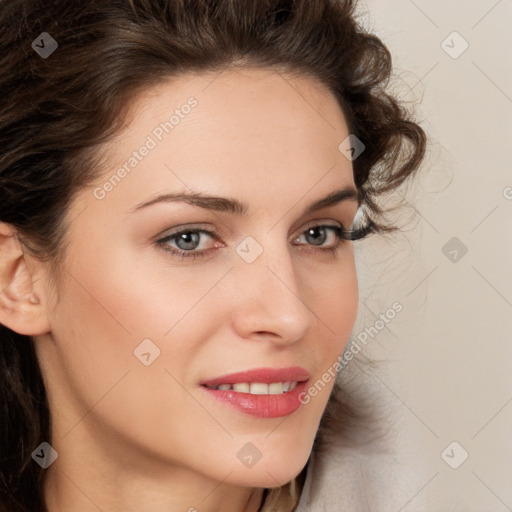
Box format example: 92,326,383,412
296,434,431,511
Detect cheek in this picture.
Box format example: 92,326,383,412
305,253,358,402
47,242,231,413
310,253,359,354
45,259,212,458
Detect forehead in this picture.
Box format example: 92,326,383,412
79,66,355,218
126,65,346,127
108,65,350,158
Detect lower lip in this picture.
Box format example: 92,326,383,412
201,381,309,419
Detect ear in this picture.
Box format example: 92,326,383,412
0,222,51,336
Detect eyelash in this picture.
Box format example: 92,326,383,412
156,223,371,261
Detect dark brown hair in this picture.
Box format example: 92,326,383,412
0,0,426,510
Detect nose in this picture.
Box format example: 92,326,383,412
230,240,318,346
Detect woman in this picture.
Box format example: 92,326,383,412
0,0,426,510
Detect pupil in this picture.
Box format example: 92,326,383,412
177,232,199,250
307,227,326,246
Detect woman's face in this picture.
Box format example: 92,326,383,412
35,67,359,490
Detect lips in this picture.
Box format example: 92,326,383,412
199,366,311,418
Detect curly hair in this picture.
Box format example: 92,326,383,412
0,0,426,510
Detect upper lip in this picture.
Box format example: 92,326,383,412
200,366,311,387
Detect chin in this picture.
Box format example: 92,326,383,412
228,466,304,490
227,444,311,488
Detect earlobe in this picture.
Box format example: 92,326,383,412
0,222,51,336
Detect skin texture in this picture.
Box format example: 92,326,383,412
0,67,359,512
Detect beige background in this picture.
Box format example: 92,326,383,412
347,1,512,510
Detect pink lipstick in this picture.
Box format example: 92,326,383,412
200,366,311,418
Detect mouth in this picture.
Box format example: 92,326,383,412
199,366,311,418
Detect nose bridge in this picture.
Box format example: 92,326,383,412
231,232,317,342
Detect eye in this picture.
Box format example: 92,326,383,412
156,222,371,261
157,227,220,260
292,224,352,257
293,224,343,246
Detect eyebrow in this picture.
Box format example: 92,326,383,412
128,185,359,217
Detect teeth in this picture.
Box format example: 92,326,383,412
268,382,284,394
250,382,268,395
207,381,299,394
233,383,250,393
